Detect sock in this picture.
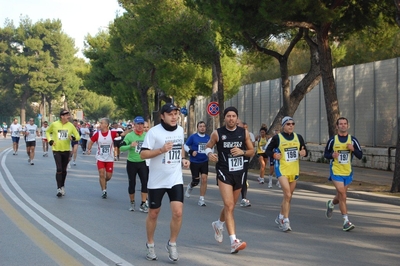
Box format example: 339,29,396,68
218,219,225,227
131,200,135,204
269,175,272,183
279,214,284,220
103,189,106,192
343,214,349,223
283,218,289,223
229,235,237,244
199,196,204,200
329,201,334,208
168,240,176,246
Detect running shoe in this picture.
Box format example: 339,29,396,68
212,221,224,243
68,163,71,169
146,243,157,261
30,162,34,165
343,221,355,231
268,181,272,188
56,188,62,197
275,215,284,229
82,151,85,155
240,199,251,207
325,200,334,219
282,221,292,232
60,187,65,196
140,202,149,213
276,180,281,188
185,184,193,198
73,161,76,166
165,241,179,261
129,201,135,211
198,199,206,206
114,156,117,161
230,239,247,254
28,158,31,163
102,191,107,199
257,177,264,184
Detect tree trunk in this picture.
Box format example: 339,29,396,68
316,23,340,137
47,99,53,122
188,97,196,135
20,89,30,124
138,82,150,121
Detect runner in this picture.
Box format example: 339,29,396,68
184,121,210,206
87,118,119,199
140,103,190,262
206,106,254,254
265,116,308,232
46,110,81,197
256,127,269,185
24,118,39,165
40,121,49,157
80,123,90,154
120,116,149,212
10,118,22,155
324,117,363,231
2,122,8,138
236,118,252,207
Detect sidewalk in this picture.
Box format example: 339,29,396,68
246,160,400,206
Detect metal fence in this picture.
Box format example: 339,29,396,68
190,57,400,147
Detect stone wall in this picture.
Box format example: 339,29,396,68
301,144,396,171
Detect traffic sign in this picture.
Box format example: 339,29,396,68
207,102,219,116
180,107,188,116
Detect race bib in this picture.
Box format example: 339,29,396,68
228,156,244,171
100,145,111,155
198,143,206,153
164,147,181,165
284,147,298,162
338,150,350,164
58,130,68,140
12,130,19,136
135,141,143,153
29,129,35,135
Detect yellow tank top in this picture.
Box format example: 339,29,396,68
257,137,268,154
332,134,352,176
277,133,300,176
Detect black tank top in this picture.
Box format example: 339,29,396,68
216,126,247,173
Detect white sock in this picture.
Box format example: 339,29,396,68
343,214,349,223
329,201,334,208
199,196,204,200
218,219,225,228
283,218,289,223
279,214,284,220
269,175,272,183
229,235,237,244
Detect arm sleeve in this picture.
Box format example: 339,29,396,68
298,134,308,157
265,135,279,157
324,138,334,159
352,136,363,159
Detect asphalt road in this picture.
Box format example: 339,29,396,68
0,137,399,266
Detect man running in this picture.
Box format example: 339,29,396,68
41,121,49,157
87,118,119,199
46,110,81,197
265,116,308,232
10,118,22,155
140,103,190,262
111,122,124,161
184,121,210,206
2,122,8,138
80,123,90,154
24,118,39,165
206,106,254,254
120,116,149,212
324,117,363,231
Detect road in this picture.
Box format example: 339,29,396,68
0,137,399,266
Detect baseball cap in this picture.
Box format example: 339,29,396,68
134,116,145,124
281,116,294,126
60,109,70,116
160,103,179,114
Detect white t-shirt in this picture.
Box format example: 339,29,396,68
41,126,48,139
25,124,38,142
142,124,184,189
80,127,91,140
10,123,22,137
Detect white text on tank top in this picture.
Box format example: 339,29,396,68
219,128,245,172
96,131,114,162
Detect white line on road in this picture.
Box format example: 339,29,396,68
0,148,134,266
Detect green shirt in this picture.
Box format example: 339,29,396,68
46,120,81,151
120,131,146,162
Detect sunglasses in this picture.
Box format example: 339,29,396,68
286,122,295,126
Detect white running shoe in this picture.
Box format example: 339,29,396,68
240,198,251,207
198,198,206,206
268,181,272,188
60,186,65,196
129,201,135,211
165,241,179,261
212,221,224,243
56,188,62,197
275,215,284,229
257,177,264,184
282,221,292,232
185,184,193,198
230,239,247,254
73,161,76,166
146,243,157,261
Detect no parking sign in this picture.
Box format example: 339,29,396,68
207,102,219,116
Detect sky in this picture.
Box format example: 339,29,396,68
0,0,123,58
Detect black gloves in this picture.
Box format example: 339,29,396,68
49,140,54,146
